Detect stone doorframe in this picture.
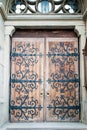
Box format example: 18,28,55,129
4,20,86,123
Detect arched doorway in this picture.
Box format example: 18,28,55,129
9,29,80,122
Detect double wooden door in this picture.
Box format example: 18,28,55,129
10,30,80,122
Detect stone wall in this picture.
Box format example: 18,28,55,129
83,16,87,124
82,0,87,124
0,12,5,126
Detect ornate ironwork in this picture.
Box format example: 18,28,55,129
47,95,80,120
10,38,80,121
10,96,42,120
10,40,43,121
8,0,81,14
47,41,80,121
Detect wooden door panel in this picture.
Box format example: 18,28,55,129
46,38,80,121
10,38,44,122
10,35,80,122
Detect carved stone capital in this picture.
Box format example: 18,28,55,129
74,25,85,36
5,26,15,36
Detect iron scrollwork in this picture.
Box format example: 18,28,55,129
10,96,42,120
10,40,43,121
47,95,80,120
47,41,80,121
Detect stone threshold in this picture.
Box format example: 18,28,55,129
0,122,87,130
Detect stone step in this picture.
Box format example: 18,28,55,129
6,128,87,130
1,122,87,130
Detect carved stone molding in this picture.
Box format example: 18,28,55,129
0,2,7,20
5,26,15,36
83,39,87,88
74,25,86,36
83,8,87,19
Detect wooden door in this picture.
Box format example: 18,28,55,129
10,38,44,122
10,30,80,122
45,38,80,121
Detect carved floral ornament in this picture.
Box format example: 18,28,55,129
8,0,81,14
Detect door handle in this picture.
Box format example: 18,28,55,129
47,92,49,96
40,92,43,96
40,92,45,99
40,92,49,97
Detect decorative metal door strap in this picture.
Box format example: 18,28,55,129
10,39,43,121
10,37,80,122
46,39,80,121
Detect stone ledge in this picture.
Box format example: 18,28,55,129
1,122,87,130
6,128,87,130
7,14,83,21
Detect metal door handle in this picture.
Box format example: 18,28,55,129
40,93,43,96
47,92,49,96
40,92,45,99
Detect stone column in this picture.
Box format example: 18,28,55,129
3,26,15,123
83,18,87,124
0,7,6,125
75,25,87,123
86,18,87,38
